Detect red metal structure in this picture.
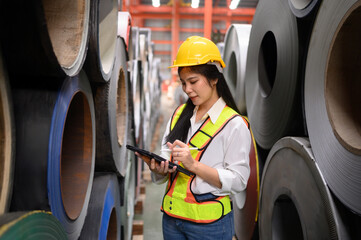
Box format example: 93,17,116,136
122,0,256,80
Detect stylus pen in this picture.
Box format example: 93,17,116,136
161,148,198,152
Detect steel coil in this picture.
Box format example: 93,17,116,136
223,24,251,114
94,37,131,177
288,0,322,18
232,123,260,240
130,27,144,145
84,0,118,83
0,211,67,239
10,71,95,240
139,30,152,149
118,12,132,55
0,0,90,79
245,0,301,150
121,135,137,240
80,173,121,240
304,0,361,214
0,50,14,214
259,137,349,239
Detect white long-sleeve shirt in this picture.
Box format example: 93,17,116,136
152,97,251,196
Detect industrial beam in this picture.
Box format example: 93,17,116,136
204,0,212,39
129,5,255,16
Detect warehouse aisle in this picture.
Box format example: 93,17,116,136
136,89,178,240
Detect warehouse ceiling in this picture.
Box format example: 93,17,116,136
140,0,259,8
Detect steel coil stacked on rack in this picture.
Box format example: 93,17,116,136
93,36,131,177
0,211,67,239
130,26,144,147
85,0,118,83
223,24,252,114
80,174,121,240
245,0,303,151
0,0,163,238
0,0,90,82
304,0,361,234
232,121,260,240
259,137,349,239
9,73,95,240
139,28,152,150
238,0,361,238
121,134,137,240
0,49,14,215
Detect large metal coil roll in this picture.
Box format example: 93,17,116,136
0,0,90,80
94,37,131,177
80,173,121,240
10,71,95,240
217,42,225,55
245,0,303,150
232,124,260,240
84,0,118,83
0,211,67,239
288,0,322,18
121,134,137,240
149,58,162,125
304,0,361,215
130,27,143,145
139,31,151,149
0,50,14,214
259,137,350,239
118,12,132,57
223,24,252,114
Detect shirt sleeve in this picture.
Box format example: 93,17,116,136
216,118,251,195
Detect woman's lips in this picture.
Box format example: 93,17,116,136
189,96,197,101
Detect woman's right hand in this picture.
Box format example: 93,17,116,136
135,152,177,176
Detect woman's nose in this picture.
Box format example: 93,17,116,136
183,83,192,94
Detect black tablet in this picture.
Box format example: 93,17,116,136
126,145,195,176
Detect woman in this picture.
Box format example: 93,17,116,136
136,36,251,240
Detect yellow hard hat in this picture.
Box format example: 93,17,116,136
169,36,226,68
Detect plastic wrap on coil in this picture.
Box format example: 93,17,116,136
304,0,361,215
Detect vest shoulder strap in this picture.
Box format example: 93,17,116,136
170,104,187,131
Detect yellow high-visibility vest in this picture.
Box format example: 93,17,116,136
161,104,248,223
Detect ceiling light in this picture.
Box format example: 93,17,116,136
152,0,160,7
229,0,241,10
191,0,200,8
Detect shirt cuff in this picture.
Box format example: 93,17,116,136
151,172,168,184
217,168,247,194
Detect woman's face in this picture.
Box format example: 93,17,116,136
179,67,219,109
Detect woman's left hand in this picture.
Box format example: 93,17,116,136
167,140,198,172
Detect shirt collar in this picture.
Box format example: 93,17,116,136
192,97,226,124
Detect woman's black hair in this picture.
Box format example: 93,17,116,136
165,63,241,144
